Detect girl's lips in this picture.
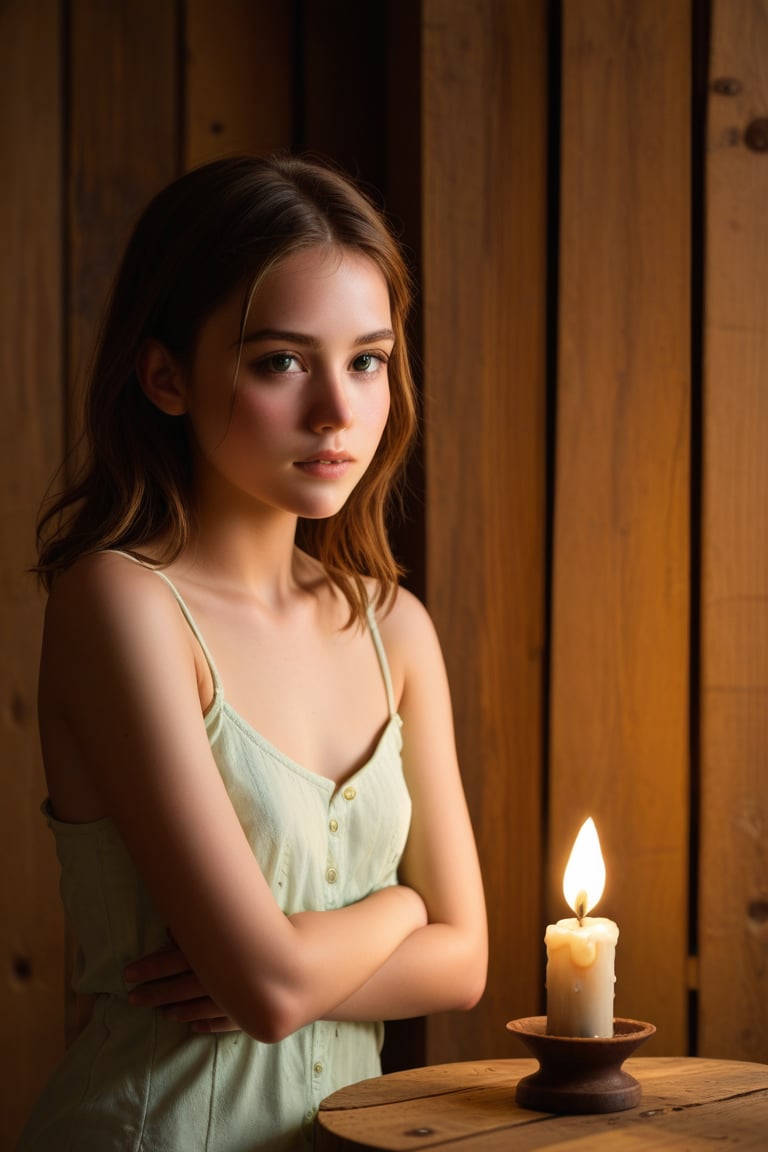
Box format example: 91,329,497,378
298,451,352,464
294,457,353,478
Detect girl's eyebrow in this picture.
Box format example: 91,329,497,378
237,327,396,349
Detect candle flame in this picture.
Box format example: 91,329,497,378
563,817,605,918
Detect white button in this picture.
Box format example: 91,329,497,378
343,786,357,801
329,818,339,833
326,867,337,884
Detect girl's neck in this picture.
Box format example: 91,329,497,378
167,507,325,613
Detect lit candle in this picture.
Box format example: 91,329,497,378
545,817,619,1037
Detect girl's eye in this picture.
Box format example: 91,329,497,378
352,352,386,374
262,353,301,374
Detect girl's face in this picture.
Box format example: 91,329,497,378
182,246,394,522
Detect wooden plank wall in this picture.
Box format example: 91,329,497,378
700,0,768,1061
0,1,66,1141
421,0,549,1061
3,1,768,1145
67,0,179,451
185,0,293,166
549,0,691,1054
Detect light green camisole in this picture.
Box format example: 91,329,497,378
19,569,412,1152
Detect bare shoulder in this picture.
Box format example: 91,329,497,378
375,587,461,800
375,585,448,698
377,584,437,647
42,551,198,699
48,549,164,609
45,551,180,642
41,553,201,820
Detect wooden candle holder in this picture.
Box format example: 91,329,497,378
506,1016,656,1114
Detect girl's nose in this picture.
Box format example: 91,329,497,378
308,370,352,433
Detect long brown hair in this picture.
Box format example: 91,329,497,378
36,155,418,624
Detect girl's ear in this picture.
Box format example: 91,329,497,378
136,340,188,415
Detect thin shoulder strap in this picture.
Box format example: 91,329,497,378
106,551,222,690
366,604,397,719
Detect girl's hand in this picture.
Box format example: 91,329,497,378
124,945,240,1033
126,880,425,1034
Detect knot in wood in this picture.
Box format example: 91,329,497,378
744,119,768,152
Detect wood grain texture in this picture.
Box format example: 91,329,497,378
4,4,767,1119
300,0,390,186
0,2,66,1144
68,0,179,453
550,0,691,1052
185,0,293,167
317,1057,768,1152
422,0,549,1059
699,0,768,1062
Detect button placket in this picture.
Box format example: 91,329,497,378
325,789,348,896
323,796,339,893
310,1023,330,1113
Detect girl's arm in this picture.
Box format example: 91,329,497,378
125,587,487,1027
42,554,426,1043
323,587,488,1020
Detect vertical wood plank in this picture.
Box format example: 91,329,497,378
383,0,425,607
300,0,388,187
700,0,768,1062
68,0,179,449
185,0,294,168
550,0,691,1053
422,0,549,1060
0,1,65,1144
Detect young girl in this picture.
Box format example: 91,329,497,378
20,155,487,1151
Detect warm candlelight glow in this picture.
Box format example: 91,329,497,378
546,817,617,1037
563,817,606,920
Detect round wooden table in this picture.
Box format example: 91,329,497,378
316,1057,768,1150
